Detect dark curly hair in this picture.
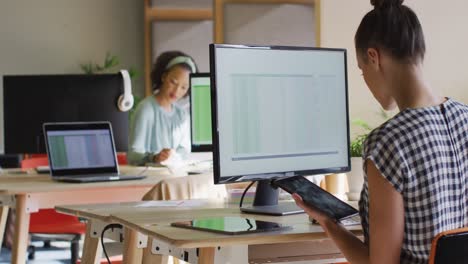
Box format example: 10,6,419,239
150,51,198,92
355,0,425,64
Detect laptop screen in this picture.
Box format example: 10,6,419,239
44,122,118,176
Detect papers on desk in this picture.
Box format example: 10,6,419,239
135,200,207,208
146,157,213,176
160,150,184,168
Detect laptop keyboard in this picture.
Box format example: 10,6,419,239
79,175,121,180
55,174,145,183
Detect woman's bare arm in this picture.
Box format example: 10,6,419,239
292,160,404,264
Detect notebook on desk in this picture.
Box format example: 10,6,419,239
43,122,146,183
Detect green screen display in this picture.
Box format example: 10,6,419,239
48,135,69,167
191,79,212,145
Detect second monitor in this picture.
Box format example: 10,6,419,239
189,73,213,152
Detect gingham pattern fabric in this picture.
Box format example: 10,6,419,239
358,98,468,264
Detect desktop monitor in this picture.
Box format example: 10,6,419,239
210,44,350,215
189,73,213,152
3,74,129,154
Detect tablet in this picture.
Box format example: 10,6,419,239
171,216,290,235
272,175,359,222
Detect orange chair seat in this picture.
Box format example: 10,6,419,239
29,209,86,234
29,221,86,234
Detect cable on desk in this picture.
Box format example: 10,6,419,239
137,166,149,176
100,223,123,264
239,181,255,208
245,218,254,230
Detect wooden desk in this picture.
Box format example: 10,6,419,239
0,166,172,264
57,200,226,263
57,201,362,264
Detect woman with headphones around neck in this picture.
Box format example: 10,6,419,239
128,51,198,166
292,0,468,263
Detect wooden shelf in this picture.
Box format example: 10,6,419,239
146,8,213,21
222,0,314,5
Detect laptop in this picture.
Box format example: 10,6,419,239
43,122,146,183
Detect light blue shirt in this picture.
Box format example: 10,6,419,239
127,96,190,165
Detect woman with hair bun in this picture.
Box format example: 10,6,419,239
128,51,198,166
293,0,468,263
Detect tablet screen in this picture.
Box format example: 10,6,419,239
171,216,290,235
273,175,358,221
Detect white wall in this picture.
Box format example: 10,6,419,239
224,4,316,47
321,0,468,134
0,0,144,153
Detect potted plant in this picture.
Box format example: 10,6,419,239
347,133,367,201
347,110,390,201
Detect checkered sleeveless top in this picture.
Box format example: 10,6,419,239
358,98,468,263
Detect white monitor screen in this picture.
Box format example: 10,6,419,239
210,45,350,183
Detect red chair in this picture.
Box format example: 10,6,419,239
20,156,48,169
116,152,128,165
22,156,86,263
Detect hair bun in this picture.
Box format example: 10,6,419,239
371,0,404,9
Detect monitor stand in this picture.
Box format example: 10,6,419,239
240,180,304,216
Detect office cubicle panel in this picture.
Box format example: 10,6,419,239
3,74,129,154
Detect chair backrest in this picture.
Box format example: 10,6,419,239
117,152,127,165
429,227,468,264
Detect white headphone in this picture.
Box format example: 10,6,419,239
117,69,134,112
165,56,197,73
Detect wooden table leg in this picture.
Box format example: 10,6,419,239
142,238,169,264
11,195,30,264
123,228,143,264
81,222,103,264
198,247,215,264
0,206,9,255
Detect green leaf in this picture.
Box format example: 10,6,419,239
80,63,94,74
350,134,367,157
103,52,113,68
94,63,104,72
352,119,372,131
108,55,119,68
101,53,119,72
128,67,139,79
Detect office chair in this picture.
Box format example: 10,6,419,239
21,156,86,264
116,152,128,165
429,227,468,264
